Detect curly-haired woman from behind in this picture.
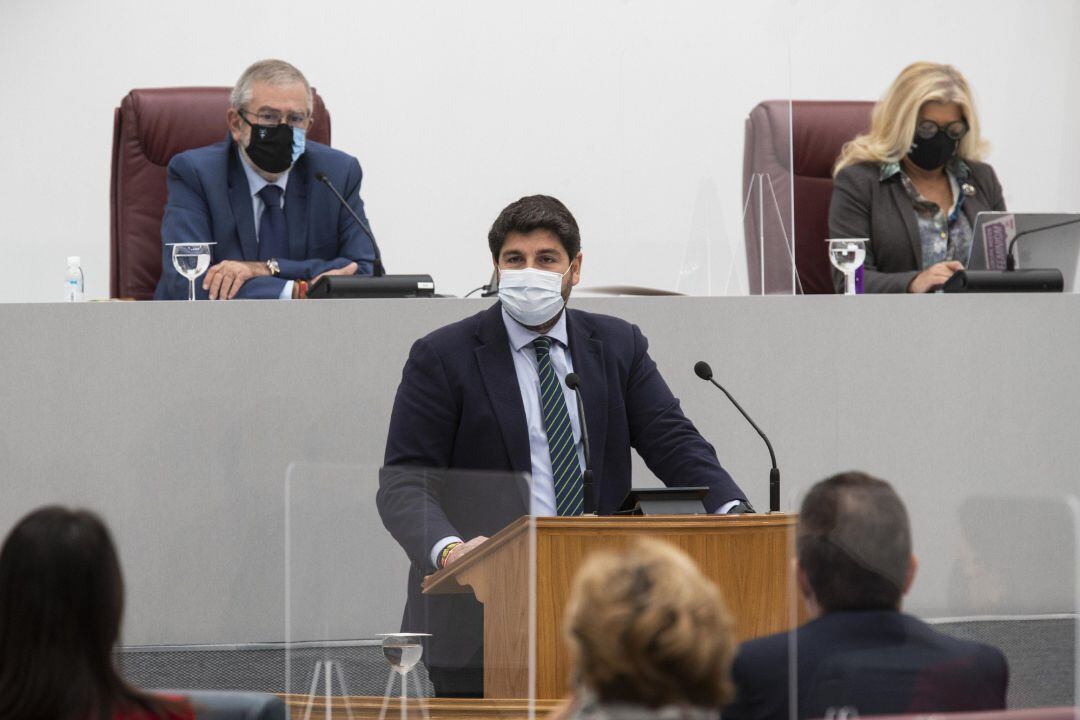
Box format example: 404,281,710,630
0,506,193,720
558,539,736,720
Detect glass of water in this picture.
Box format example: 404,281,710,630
169,242,215,301
827,239,867,295
376,633,432,720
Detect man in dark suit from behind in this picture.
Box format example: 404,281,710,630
378,195,749,697
725,471,1008,720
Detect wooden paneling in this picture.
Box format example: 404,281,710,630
282,694,559,720
424,514,803,699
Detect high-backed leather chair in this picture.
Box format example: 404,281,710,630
743,100,873,294
110,87,332,300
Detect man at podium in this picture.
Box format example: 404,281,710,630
378,195,749,697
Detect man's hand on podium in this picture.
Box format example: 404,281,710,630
445,535,489,567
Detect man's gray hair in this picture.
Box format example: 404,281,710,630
229,59,313,114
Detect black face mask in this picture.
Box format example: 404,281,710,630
907,131,958,171
240,116,294,174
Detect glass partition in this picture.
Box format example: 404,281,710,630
676,50,793,297
285,463,538,718
779,482,1079,718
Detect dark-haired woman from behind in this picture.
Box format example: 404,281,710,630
0,506,193,720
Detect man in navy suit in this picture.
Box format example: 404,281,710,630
154,59,377,300
725,471,1009,720
378,195,749,696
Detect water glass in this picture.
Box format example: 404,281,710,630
169,242,215,301
827,239,867,295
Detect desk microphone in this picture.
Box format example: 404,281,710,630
693,360,780,513
564,372,596,515
1005,217,1080,270
314,172,384,277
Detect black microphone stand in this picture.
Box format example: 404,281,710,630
314,172,385,277
564,373,595,514
694,361,780,513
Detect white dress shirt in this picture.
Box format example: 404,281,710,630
429,306,740,567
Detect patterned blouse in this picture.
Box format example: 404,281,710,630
880,159,974,269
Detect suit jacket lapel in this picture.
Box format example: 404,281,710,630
960,174,989,227
227,144,258,260
887,178,923,268
285,158,309,261
474,304,532,476
566,310,607,487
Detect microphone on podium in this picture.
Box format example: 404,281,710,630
314,171,384,277
564,372,596,515
693,361,780,513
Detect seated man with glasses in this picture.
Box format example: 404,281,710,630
154,58,378,300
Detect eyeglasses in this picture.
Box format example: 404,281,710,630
239,108,310,129
916,119,969,141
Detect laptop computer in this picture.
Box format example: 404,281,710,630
967,212,1080,291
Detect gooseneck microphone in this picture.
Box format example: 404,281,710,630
1005,217,1080,271
314,172,384,277
564,372,595,515
693,361,780,513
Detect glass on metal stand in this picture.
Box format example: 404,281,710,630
169,242,215,301
376,633,432,720
827,239,866,295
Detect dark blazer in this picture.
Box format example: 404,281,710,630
377,302,745,669
154,137,377,300
724,610,1009,720
829,160,1006,293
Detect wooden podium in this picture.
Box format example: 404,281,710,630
422,513,801,699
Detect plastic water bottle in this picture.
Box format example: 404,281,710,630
65,256,84,302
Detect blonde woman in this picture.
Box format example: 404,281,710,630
557,540,735,720
831,62,1005,293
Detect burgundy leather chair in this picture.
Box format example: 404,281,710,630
109,87,332,300
743,100,873,294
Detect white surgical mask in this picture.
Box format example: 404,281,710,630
498,266,570,327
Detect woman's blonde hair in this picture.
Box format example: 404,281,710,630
834,62,987,175
564,539,735,708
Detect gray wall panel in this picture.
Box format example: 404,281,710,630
0,296,1077,645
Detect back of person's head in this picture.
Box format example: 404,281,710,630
564,539,735,709
0,506,180,720
797,472,913,613
834,61,987,173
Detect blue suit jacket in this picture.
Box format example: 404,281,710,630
154,137,377,300
377,302,746,669
725,610,1009,720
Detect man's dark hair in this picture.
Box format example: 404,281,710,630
796,471,912,612
488,195,581,260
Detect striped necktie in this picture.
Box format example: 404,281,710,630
532,336,583,516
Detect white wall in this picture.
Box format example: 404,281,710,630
0,0,1076,301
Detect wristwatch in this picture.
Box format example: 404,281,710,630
266,258,280,276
